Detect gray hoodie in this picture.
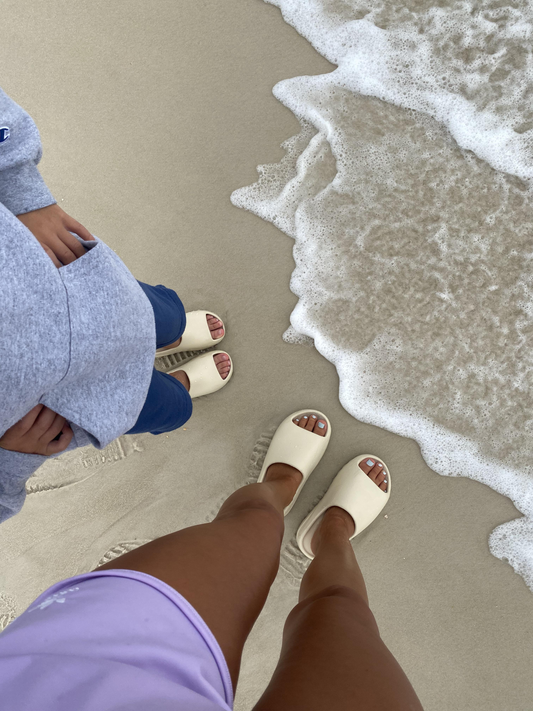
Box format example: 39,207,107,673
0,87,156,522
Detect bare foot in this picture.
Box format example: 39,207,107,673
310,456,388,554
160,314,224,352
170,353,231,392
263,413,328,507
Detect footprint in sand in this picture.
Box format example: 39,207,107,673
26,436,145,495
95,540,153,569
0,592,17,630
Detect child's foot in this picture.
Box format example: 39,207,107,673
162,314,224,352
310,457,388,554
263,413,328,508
170,353,231,392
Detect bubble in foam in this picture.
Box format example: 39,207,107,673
267,0,533,181
283,325,314,346
232,0,533,591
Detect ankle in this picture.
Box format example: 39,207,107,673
170,369,190,392
312,507,355,555
264,464,301,494
263,465,302,510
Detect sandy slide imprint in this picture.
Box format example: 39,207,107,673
233,0,533,589
205,426,279,523
0,543,152,630
204,426,325,587
26,435,145,494
0,592,17,631
94,540,153,569
2,438,146,630
26,346,206,495
155,346,214,373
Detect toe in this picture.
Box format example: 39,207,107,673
359,457,377,475
213,353,231,380
298,415,310,429
207,314,224,340
292,413,328,436
304,414,315,431
374,470,386,487
313,417,328,436
359,458,388,492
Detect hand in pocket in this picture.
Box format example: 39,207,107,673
17,203,94,268
0,405,73,455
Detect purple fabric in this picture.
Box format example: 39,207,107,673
0,570,233,711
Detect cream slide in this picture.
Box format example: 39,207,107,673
297,454,391,559
167,351,233,399
156,310,225,356
257,410,332,516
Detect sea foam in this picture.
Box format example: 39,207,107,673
232,0,533,589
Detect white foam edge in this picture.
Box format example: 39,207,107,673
266,5,533,183
292,305,533,590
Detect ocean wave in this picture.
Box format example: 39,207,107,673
232,0,533,589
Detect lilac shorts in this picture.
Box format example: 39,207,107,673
0,570,233,711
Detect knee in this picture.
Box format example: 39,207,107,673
286,585,379,636
217,487,285,531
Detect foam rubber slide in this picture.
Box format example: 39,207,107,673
168,351,233,399
157,310,225,356
297,454,391,559
257,410,332,516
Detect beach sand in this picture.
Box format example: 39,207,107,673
1,1,532,708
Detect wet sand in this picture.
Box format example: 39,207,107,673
0,1,532,709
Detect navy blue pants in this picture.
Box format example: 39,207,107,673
127,282,193,435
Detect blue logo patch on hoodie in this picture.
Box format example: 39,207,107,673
0,127,10,143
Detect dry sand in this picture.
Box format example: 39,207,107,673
1,1,532,709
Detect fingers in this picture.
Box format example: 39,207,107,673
64,215,95,242
34,407,73,454
32,405,59,438
15,404,46,433
59,228,87,259
42,413,68,443
18,203,94,264
45,423,73,455
0,406,73,455
42,244,62,268
47,232,83,265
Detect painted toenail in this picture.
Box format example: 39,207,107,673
383,479,387,483
303,416,308,419
318,422,325,428
377,463,383,467
312,415,317,419
295,419,300,422
366,459,374,466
